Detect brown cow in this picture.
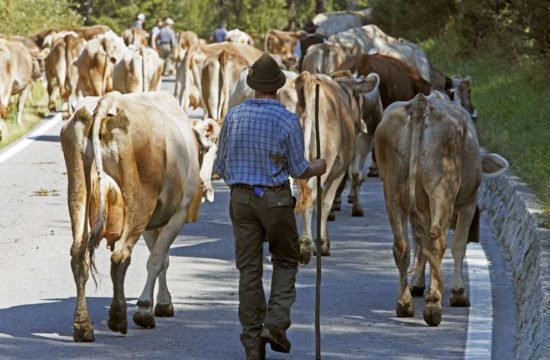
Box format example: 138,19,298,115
61,91,220,342
264,29,301,59
375,92,508,326
45,34,86,115
32,25,110,48
0,39,34,140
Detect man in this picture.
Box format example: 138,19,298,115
156,18,177,75
214,53,327,360
213,21,228,43
293,20,326,71
150,18,163,51
131,13,146,30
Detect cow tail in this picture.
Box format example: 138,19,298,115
218,50,229,122
264,32,273,52
294,72,315,214
322,45,330,74
408,93,427,213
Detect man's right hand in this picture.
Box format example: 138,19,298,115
296,159,327,179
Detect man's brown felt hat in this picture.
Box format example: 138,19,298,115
247,53,286,93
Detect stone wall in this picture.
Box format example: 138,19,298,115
478,172,550,359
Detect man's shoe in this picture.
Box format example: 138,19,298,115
260,326,291,353
244,344,265,360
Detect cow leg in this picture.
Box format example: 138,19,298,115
134,215,185,328
108,234,139,334
422,198,452,327
350,131,370,216
143,229,174,317
16,86,30,126
410,219,427,297
47,78,58,113
317,173,346,256
328,172,347,221
367,148,379,177
71,235,94,342
449,202,476,307
389,208,413,318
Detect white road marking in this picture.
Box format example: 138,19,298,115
0,113,61,165
464,243,493,359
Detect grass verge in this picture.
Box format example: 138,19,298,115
0,83,49,150
425,38,550,227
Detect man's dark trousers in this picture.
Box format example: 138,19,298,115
229,185,300,349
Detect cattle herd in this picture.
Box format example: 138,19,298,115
0,8,509,343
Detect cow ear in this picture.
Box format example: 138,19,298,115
481,153,509,177
203,118,221,140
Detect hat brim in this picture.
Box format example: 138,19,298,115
247,72,286,93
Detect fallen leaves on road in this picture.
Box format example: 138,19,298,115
32,189,59,197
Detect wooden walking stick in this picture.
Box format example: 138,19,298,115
314,83,322,360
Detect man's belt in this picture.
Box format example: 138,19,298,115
231,182,290,191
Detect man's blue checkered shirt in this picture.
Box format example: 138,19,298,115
213,99,309,186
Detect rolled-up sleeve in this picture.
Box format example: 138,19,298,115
213,118,230,179
284,115,309,178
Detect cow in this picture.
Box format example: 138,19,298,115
337,53,432,176
313,8,374,36
44,34,86,115
0,39,34,141
175,31,200,63
75,31,126,96
328,25,432,82
32,25,110,48
293,72,357,264
226,28,254,46
175,42,262,110
0,34,44,80
374,91,508,327
113,46,164,93
264,29,301,59
301,43,346,75
330,71,383,218
200,50,249,124
121,28,148,47
61,91,220,342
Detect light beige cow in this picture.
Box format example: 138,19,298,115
226,28,254,46
264,29,301,59
0,39,34,140
45,34,86,115
61,91,220,342
293,72,356,264
121,28,148,47
302,42,346,75
313,8,374,36
176,42,262,110
75,31,126,96
375,92,508,326
113,46,164,93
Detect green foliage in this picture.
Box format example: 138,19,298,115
0,0,82,36
427,40,550,226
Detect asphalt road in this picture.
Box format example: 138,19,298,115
0,79,516,359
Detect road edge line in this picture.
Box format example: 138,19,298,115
0,113,62,165
464,243,493,359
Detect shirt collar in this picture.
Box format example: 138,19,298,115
246,98,282,106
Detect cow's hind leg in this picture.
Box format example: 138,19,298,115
71,236,95,342
449,203,476,307
410,218,427,297
108,234,139,334
134,216,184,328
143,229,174,317
316,174,345,256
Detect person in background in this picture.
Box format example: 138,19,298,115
151,18,163,51
293,20,326,71
156,17,177,76
213,21,228,43
213,53,327,360
131,13,146,30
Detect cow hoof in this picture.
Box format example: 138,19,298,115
73,322,95,342
396,300,414,318
367,168,379,177
108,302,128,334
351,207,364,217
423,305,442,327
299,237,312,265
347,195,354,204
154,303,175,317
327,211,336,221
450,289,471,307
133,310,156,329
410,286,425,297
